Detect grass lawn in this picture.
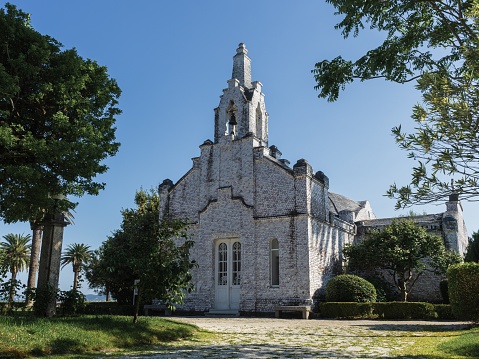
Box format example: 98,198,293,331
0,315,210,358
389,326,479,359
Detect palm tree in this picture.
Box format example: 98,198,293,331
0,233,32,304
61,243,93,290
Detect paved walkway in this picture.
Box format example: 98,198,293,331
118,317,470,358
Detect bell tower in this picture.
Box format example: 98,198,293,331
214,43,268,145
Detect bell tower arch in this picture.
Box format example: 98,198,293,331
214,43,268,145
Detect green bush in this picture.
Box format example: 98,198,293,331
439,278,449,304
447,262,479,320
58,289,86,316
433,304,455,320
373,302,438,319
326,275,377,302
319,302,374,319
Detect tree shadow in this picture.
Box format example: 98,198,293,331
357,321,472,332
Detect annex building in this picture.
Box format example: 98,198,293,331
158,44,468,314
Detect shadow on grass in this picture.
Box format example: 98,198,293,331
0,315,199,358
71,316,196,341
359,322,472,332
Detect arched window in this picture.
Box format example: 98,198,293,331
271,238,279,286
225,100,238,136
218,242,227,285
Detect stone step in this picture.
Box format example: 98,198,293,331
205,309,240,317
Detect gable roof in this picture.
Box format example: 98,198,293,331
329,192,365,215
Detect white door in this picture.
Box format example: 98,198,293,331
215,239,241,310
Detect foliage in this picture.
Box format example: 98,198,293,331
85,232,136,304
61,243,93,290
0,279,24,308
434,304,456,320
0,4,121,223
86,189,196,321
464,231,479,262
0,233,31,304
57,289,86,316
325,274,377,302
447,262,479,320
344,219,462,301
84,247,115,301
440,278,450,304
320,302,446,320
373,302,438,320
0,315,200,358
319,302,374,319
363,275,399,302
30,284,58,317
313,0,479,207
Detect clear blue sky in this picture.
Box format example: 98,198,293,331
3,0,478,293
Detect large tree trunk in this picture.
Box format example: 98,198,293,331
26,222,43,306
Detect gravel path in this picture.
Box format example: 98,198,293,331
117,317,470,358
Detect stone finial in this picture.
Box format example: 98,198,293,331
159,179,173,192
315,171,330,189
201,139,213,146
232,43,252,88
293,159,308,168
269,145,282,159
293,158,312,176
236,43,248,55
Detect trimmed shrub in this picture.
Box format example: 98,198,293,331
434,304,455,320
326,275,377,302
447,262,479,321
373,302,438,320
439,278,449,304
319,302,374,319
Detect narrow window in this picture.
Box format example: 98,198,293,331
232,241,241,285
271,239,279,286
218,242,227,285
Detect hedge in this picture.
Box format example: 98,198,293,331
319,302,374,319
373,302,437,320
447,262,479,321
319,302,452,320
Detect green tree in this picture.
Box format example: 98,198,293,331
84,248,112,301
465,231,479,262
0,233,31,304
0,4,121,223
343,219,461,301
61,243,93,290
313,0,479,207
89,189,196,322
87,232,137,305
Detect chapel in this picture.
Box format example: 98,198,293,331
158,43,468,314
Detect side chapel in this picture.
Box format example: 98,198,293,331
158,43,468,314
